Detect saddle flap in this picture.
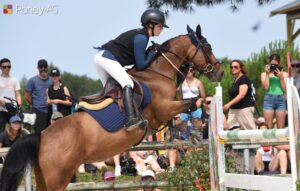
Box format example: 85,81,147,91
79,77,144,111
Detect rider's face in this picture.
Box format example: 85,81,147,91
153,24,164,36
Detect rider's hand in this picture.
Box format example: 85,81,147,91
149,43,162,54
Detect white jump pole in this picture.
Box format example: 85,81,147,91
286,77,298,191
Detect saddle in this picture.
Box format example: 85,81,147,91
79,78,144,111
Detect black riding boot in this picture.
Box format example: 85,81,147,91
122,85,147,131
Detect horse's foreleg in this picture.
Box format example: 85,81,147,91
34,165,47,191
152,100,191,122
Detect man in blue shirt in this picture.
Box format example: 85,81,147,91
25,59,52,133
94,9,168,132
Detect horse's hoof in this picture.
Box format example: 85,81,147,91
125,119,148,131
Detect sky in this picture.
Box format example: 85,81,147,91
0,0,299,81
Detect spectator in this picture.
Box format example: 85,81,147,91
179,66,205,139
261,54,288,129
255,145,276,175
291,60,300,96
255,144,290,175
202,95,228,139
25,59,52,133
130,139,165,175
140,169,161,191
224,59,256,130
166,119,185,172
113,154,122,177
47,68,72,117
0,115,24,148
0,58,22,132
102,171,116,191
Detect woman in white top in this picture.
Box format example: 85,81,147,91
179,66,205,132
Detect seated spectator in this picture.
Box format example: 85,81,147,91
103,171,115,182
255,145,276,175
0,115,25,148
255,144,290,175
255,123,290,175
165,119,186,172
269,145,290,175
139,169,161,191
103,171,116,191
113,154,122,177
130,138,165,175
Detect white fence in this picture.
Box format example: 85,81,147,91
209,79,299,191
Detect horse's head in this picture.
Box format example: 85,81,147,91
185,24,223,82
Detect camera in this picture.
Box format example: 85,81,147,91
269,64,282,72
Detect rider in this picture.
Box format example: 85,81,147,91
94,9,168,131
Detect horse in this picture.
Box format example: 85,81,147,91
0,24,223,191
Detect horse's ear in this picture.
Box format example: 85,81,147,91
196,24,202,38
187,25,194,34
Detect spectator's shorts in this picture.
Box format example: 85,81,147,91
263,94,286,111
180,108,202,122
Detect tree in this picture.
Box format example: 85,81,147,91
146,0,275,12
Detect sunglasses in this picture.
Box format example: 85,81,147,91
39,65,48,69
292,65,300,68
205,101,211,104
2,65,11,69
230,66,239,69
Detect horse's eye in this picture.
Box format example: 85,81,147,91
204,44,212,52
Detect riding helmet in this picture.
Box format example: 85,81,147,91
141,9,169,28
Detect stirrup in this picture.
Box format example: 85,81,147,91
125,119,148,132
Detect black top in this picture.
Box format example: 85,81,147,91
0,131,19,147
228,75,254,109
201,111,209,139
48,83,71,116
102,28,149,66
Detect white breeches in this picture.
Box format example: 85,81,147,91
94,51,134,88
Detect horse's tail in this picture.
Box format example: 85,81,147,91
0,133,41,191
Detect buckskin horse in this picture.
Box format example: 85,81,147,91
0,25,223,191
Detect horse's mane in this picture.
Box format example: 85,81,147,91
160,34,187,50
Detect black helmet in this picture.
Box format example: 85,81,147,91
141,9,169,28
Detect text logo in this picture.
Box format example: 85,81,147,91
3,4,13,14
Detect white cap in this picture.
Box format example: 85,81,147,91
142,170,155,178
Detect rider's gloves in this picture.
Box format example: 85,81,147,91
149,43,162,54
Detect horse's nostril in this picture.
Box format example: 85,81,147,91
221,71,224,77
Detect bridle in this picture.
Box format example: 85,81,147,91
153,34,220,81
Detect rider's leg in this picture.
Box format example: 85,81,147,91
94,51,147,131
